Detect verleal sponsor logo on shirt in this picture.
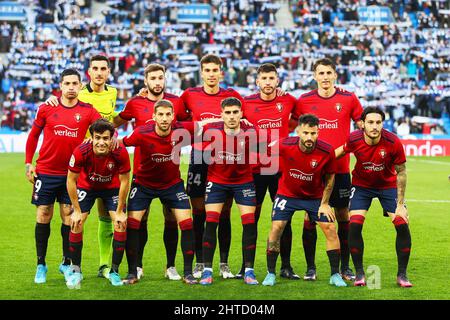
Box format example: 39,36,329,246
151,153,174,163
289,169,313,181
318,118,338,129
200,112,221,120
217,151,242,162
89,173,112,183
257,117,282,129
53,125,79,137
362,162,385,171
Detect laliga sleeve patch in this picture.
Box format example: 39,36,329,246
69,155,75,167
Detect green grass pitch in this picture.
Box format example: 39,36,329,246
0,153,449,300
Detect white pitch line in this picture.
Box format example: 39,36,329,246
408,158,450,166
375,198,450,203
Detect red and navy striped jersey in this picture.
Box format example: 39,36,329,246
28,100,101,175
123,121,194,189
296,88,363,174
69,142,130,190
343,129,406,189
276,137,336,199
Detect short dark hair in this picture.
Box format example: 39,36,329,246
313,58,336,72
89,118,115,137
200,54,222,70
361,107,386,121
154,99,174,113
144,63,166,78
298,114,320,127
221,97,242,109
257,63,278,75
60,68,81,83
89,55,111,68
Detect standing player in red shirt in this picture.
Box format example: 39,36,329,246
240,63,300,280
120,99,208,285
262,114,347,287
25,69,102,284
296,58,363,281
66,119,130,289
113,63,190,281
335,107,412,287
199,97,259,286
181,54,244,279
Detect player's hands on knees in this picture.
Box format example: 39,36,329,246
45,95,59,107
275,88,287,96
114,211,127,230
318,204,335,222
70,209,83,231
394,204,408,224
25,163,36,184
138,87,148,97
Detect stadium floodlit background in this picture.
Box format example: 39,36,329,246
0,0,449,301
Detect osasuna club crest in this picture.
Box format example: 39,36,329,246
310,159,318,168
171,140,177,147
276,103,283,112
107,162,115,170
74,113,81,122
335,103,342,112
379,149,386,159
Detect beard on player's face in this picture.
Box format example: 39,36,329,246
147,83,165,96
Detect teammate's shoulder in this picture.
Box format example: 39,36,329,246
299,89,318,99
77,100,94,109
349,129,364,142
316,139,334,154
36,102,50,111
139,122,156,134
381,129,399,144
172,121,187,130
184,87,203,94
335,88,355,97
111,144,127,157
281,136,299,146
78,141,93,155
164,92,181,100
127,95,146,103
208,121,224,130
244,93,260,101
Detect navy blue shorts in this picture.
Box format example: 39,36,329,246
205,181,256,206
271,194,330,223
127,181,191,211
329,173,351,208
253,173,280,205
186,150,209,198
31,174,71,206
78,188,120,213
349,186,397,213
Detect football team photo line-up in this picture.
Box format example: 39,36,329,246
25,54,412,289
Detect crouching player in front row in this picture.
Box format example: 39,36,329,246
262,114,347,287
66,119,131,289
335,107,412,287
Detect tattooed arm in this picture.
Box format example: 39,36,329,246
394,163,408,223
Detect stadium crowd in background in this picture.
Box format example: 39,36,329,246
0,0,449,135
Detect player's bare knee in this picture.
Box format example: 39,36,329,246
37,205,53,223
